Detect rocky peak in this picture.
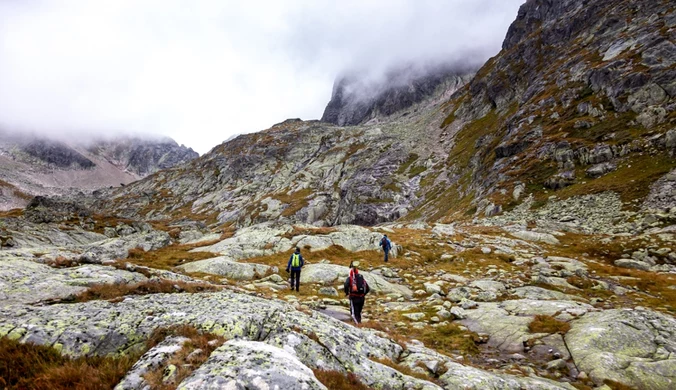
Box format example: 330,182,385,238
22,139,95,170
87,136,199,177
502,0,583,50
321,62,475,126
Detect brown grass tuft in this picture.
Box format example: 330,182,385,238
528,315,571,334
602,379,636,390
312,369,371,390
143,325,227,389
370,357,431,381
414,323,480,356
124,244,218,271
0,337,135,390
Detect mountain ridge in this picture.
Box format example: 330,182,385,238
0,132,198,210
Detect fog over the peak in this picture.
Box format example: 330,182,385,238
0,0,525,154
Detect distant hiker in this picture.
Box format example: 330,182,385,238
286,247,304,292
344,261,370,324
379,234,392,262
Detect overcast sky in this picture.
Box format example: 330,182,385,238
0,0,524,154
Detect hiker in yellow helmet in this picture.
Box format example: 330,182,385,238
285,247,304,292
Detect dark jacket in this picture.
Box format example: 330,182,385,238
379,237,391,251
344,272,370,297
286,252,304,271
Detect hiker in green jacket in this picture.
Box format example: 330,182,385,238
286,247,304,292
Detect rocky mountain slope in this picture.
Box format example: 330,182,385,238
0,131,198,211
321,63,475,126
89,0,675,237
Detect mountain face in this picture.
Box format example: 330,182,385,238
0,132,197,210
89,0,675,235
429,0,676,224
86,137,199,177
321,63,475,126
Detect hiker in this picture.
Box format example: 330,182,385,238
379,234,392,262
286,247,304,292
343,261,370,324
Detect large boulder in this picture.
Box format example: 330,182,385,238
460,300,592,353
511,230,560,245
192,223,293,259
0,259,147,305
176,257,277,280
299,264,412,298
295,225,390,254
193,223,399,260
177,340,327,390
566,309,676,389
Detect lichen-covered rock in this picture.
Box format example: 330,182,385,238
80,230,172,264
460,300,592,353
192,223,293,259
115,336,189,390
0,289,578,389
176,257,277,280
0,259,147,305
177,340,327,390
513,286,585,302
511,231,560,245
566,309,676,389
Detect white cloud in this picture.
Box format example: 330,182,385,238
0,0,524,154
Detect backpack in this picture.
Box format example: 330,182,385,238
381,237,391,250
351,274,367,295
291,254,301,268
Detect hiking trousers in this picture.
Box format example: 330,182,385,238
350,296,365,324
290,269,301,291
383,249,389,262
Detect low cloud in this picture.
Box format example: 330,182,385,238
0,0,524,154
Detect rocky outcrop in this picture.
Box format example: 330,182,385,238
0,259,147,305
434,0,676,225
0,290,570,389
566,309,676,389
22,139,95,169
176,257,277,281
178,340,328,389
191,223,393,259
322,63,474,126
86,136,198,177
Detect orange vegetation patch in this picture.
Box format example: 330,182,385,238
528,315,571,334
312,370,371,390
272,188,315,217
370,357,432,382
124,244,219,271
0,337,135,390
